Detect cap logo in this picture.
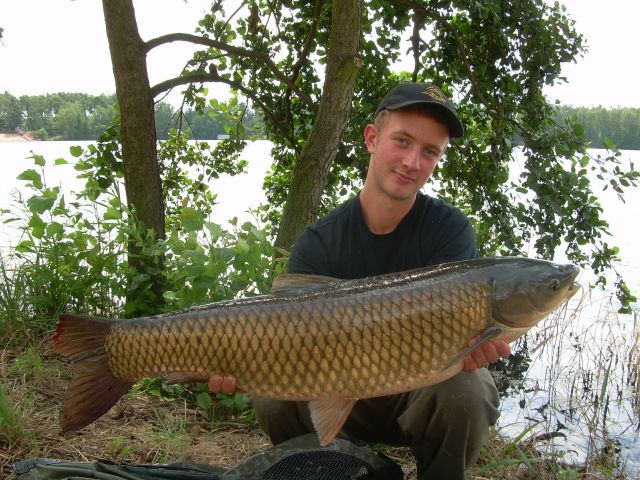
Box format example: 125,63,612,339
423,85,447,104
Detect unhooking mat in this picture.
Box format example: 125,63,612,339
13,433,404,480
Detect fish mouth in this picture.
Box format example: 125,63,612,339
564,265,581,299
566,280,581,299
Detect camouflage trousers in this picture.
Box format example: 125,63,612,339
252,368,500,480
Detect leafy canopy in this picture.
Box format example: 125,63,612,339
170,0,637,310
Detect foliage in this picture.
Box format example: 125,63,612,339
0,91,263,141
559,106,640,150
0,136,283,330
4,2,639,308
166,0,639,309
0,92,118,139
136,378,251,425
0,153,127,328
158,129,248,222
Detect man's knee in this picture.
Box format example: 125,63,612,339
253,397,313,444
399,369,500,443
434,369,500,425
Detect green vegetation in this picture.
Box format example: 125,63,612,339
0,383,27,446
559,106,640,150
0,92,262,141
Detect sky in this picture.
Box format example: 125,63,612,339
1,0,640,108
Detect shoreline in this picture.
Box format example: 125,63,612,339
0,132,40,142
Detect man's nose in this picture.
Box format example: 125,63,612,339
403,149,421,170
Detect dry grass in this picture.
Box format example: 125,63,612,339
0,338,276,479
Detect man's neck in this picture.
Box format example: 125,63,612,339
359,188,417,234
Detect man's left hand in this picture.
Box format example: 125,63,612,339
462,339,511,372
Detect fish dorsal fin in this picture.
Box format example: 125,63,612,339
443,325,503,369
308,397,357,446
270,273,340,296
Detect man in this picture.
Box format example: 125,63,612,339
210,82,511,479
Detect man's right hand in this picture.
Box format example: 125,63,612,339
208,374,241,394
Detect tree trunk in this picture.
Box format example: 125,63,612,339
102,0,165,312
274,0,362,252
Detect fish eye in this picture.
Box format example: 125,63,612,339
550,279,560,291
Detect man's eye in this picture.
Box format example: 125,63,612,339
424,148,437,157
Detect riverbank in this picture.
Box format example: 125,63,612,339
0,133,39,142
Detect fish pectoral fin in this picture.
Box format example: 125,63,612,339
270,273,340,296
308,397,357,446
444,325,504,370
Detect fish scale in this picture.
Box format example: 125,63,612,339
53,256,580,444
105,276,489,398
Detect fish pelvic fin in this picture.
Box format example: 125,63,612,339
308,397,357,446
52,314,133,433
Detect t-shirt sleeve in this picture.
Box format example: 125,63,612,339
426,207,478,265
286,227,332,275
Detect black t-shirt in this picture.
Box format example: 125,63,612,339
287,192,478,278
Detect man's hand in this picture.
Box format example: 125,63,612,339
208,374,241,394
462,339,511,372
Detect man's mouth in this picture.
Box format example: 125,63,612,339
393,170,415,183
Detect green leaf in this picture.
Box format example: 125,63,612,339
32,154,46,167
27,195,55,214
163,291,178,301
46,221,64,237
28,214,46,239
54,158,69,165
70,145,83,157
15,239,34,253
17,169,43,189
179,207,204,232
130,273,150,291
205,221,223,241
104,206,122,220
197,391,213,412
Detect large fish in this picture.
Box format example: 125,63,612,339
53,256,579,444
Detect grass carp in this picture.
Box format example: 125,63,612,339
53,256,579,445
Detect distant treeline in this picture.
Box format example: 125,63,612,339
558,106,640,150
1,92,638,149
0,92,262,141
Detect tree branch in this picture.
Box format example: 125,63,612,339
144,32,315,109
151,71,295,146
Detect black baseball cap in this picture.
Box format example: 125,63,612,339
375,82,464,138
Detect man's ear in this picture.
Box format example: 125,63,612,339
363,124,377,153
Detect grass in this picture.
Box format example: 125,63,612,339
0,383,28,446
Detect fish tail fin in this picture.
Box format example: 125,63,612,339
52,314,133,433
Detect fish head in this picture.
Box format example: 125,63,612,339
492,258,580,330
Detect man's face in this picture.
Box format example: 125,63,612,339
363,109,450,202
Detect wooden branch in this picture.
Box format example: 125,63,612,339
151,72,295,146
143,32,315,108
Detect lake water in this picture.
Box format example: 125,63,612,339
1,141,639,476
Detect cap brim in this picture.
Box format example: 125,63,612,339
385,101,464,138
